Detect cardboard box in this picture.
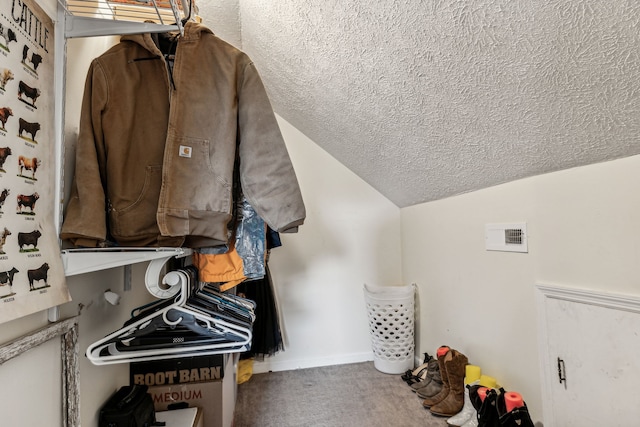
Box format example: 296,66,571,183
156,407,204,427
130,354,224,387
144,354,237,427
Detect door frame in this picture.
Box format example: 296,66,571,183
535,284,640,427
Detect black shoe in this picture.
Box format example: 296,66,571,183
496,390,535,427
469,385,501,427
401,353,433,385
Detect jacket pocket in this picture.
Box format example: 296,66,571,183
109,165,162,239
161,136,233,214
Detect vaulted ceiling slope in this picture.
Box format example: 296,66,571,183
209,0,640,208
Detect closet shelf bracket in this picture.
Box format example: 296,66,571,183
145,251,192,299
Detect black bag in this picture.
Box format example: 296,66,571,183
99,384,164,427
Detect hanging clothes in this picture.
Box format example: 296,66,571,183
193,243,247,292
194,202,285,356
61,21,305,248
236,264,284,359
193,196,267,291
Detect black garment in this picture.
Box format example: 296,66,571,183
237,264,284,359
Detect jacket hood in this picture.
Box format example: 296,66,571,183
120,21,214,55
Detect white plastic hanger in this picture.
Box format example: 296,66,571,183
86,269,253,365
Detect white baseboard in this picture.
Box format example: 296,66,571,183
251,352,374,374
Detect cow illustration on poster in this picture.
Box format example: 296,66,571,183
0,0,71,321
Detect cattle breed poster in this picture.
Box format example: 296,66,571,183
0,0,71,323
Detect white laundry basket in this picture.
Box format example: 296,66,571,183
364,283,415,374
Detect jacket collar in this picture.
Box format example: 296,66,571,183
120,21,214,55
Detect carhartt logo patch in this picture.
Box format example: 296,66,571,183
179,145,192,158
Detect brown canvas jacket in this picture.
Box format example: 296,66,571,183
61,22,305,248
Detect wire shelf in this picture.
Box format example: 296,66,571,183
60,0,193,38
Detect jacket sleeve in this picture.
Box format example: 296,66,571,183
237,61,306,233
60,60,109,247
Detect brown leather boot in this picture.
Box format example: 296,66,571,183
422,347,452,408
429,349,469,416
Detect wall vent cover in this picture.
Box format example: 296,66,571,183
485,222,528,253
504,228,523,245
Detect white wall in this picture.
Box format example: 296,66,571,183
401,154,640,425
196,0,242,48
256,116,403,373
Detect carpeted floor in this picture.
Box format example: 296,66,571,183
234,361,450,427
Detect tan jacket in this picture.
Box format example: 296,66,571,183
61,22,305,248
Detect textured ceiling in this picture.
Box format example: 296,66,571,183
202,0,640,208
